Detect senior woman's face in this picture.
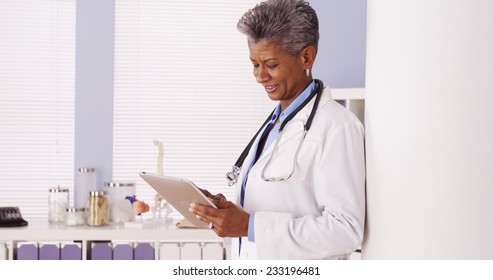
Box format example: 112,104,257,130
248,40,310,110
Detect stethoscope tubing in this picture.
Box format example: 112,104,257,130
226,79,324,185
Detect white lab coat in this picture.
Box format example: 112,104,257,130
228,86,366,260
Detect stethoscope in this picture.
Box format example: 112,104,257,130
226,79,324,186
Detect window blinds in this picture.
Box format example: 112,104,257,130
0,0,75,219
113,0,275,219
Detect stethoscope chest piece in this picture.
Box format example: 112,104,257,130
226,165,240,186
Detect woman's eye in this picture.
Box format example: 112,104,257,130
267,64,278,69
253,64,259,68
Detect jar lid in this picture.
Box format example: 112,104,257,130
89,191,107,196
104,181,135,188
78,168,96,173
49,187,69,192
66,207,86,212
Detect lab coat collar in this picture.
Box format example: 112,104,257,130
256,86,332,162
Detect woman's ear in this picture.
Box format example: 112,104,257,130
300,45,317,69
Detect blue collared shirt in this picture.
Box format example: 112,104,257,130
242,80,316,242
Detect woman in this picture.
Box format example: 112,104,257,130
190,0,365,260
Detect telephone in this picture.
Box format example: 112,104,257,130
0,207,28,227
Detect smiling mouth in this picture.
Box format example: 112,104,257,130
264,85,278,94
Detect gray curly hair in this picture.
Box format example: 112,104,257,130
237,0,319,56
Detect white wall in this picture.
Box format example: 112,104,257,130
363,0,493,259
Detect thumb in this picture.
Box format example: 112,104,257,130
213,193,227,202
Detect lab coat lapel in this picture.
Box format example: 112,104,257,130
257,110,309,163
267,86,331,152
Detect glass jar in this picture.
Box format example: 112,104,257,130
104,181,136,202
48,187,69,223
104,181,136,223
87,191,109,226
75,168,97,208
65,207,86,226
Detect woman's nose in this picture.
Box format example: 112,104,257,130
255,66,269,83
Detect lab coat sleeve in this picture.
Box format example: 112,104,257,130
253,121,366,259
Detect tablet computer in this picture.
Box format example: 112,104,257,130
139,172,217,229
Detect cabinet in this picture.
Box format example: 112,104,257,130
332,88,365,125
0,219,223,260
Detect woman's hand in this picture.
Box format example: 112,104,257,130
189,200,249,238
197,187,227,203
